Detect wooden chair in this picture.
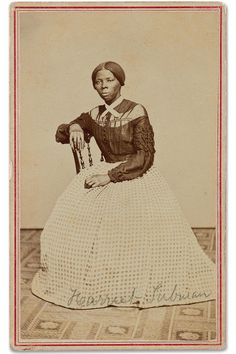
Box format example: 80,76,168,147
55,123,93,174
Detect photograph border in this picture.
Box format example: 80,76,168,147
10,2,226,350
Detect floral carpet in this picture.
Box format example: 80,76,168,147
20,228,216,342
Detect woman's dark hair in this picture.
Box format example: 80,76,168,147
91,61,125,87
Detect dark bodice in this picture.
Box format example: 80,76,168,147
56,99,155,182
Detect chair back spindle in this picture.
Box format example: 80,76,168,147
71,146,81,174
87,144,93,167
56,124,97,174
71,142,94,174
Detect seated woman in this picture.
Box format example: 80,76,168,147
31,61,216,310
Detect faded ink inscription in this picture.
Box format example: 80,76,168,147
67,282,212,308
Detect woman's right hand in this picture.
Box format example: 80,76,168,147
69,124,85,150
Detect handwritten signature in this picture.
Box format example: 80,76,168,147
67,282,212,307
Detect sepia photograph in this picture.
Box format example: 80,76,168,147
10,2,226,350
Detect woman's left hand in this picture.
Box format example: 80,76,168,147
85,174,111,188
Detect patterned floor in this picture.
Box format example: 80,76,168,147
20,228,216,342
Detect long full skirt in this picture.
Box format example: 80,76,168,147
31,161,216,309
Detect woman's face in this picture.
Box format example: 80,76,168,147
94,69,121,104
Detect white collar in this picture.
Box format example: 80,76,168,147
105,95,124,110
100,96,124,119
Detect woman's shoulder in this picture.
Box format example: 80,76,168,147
87,105,104,120
121,99,148,121
119,98,146,111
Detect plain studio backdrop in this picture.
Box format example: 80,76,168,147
18,8,219,228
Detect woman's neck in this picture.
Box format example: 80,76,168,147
104,93,121,106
